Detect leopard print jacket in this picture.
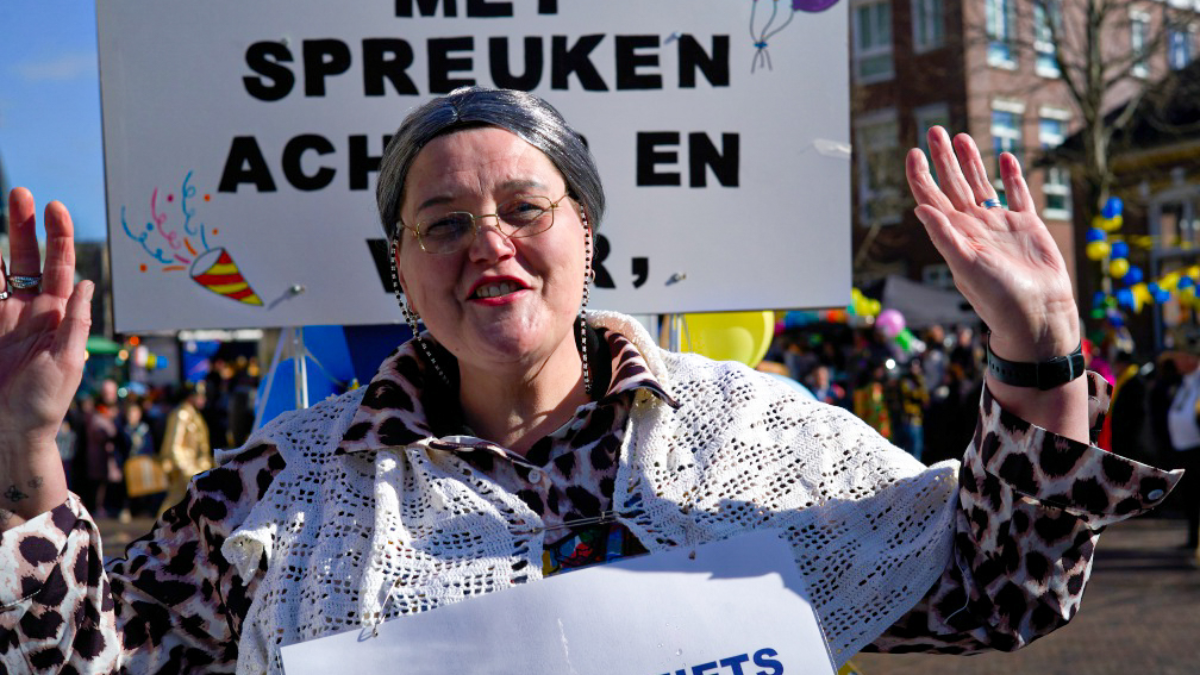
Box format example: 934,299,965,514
0,328,1179,674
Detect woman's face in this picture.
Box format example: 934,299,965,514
395,127,587,376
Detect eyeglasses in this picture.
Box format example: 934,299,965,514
399,194,571,255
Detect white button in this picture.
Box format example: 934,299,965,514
528,468,543,484
1148,489,1165,501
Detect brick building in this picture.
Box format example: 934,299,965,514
849,0,1200,304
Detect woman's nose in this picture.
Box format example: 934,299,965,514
468,217,516,261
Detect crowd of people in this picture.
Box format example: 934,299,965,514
770,318,1199,550
54,356,260,521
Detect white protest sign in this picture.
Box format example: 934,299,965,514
98,0,850,332
279,530,837,675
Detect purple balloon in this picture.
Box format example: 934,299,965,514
793,0,840,12
875,309,906,339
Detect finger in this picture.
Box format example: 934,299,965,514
40,201,76,300
914,204,974,266
999,153,1034,212
905,148,956,213
926,127,975,212
953,134,999,207
52,280,94,365
7,188,42,280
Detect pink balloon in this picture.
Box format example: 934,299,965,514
875,309,906,338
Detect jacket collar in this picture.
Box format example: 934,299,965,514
335,324,676,456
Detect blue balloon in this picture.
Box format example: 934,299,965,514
1106,311,1125,327
1116,288,1135,308
1092,291,1106,308
1085,228,1106,243
1110,241,1129,259
1148,282,1162,294
1180,276,1196,290
1102,196,1124,219
1124,266,1144,285
1156,290,1172,304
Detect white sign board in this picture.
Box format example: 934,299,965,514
98,0,850,332
279,530,837,675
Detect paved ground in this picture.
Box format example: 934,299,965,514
852,516,1200,675
98,515,1199,674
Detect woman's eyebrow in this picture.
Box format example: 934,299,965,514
414,179,551,214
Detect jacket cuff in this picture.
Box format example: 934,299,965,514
0,494,91,608
971,373,1182,527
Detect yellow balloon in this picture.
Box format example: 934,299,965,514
1109,258,1130,278
868,300,882,316
1086,241,1111,261
681,311,774,367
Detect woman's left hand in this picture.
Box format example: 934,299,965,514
906,126,1079,363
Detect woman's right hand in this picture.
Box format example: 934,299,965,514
0,188,93,525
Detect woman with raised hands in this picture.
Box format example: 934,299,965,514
0,88,1179,674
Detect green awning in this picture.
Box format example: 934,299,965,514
85,335,123,355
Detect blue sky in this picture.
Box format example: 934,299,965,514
0,1,107,241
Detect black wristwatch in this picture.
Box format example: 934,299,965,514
986,337,1085,390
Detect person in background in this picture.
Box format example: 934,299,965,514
121,398,161,517
157,382,213,517
84,392,121,518
921,324,948,395
853,362,892,440
1150,356,1182,471
892,359,929,463
1103,351,1147,460
1166,350,1200,552
809,364,845,407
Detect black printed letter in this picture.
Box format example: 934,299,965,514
363,39,418,96
218,137,277,193
243,41,295,101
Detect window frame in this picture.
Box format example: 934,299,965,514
855,109,904,226
912,0,946,53
986,0,1019,69
1130,9,1151,79
853,0,896,83
990,101,1025,203
1037,109,1073,222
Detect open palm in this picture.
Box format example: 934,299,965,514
906,128,1079,361
0,188,93,447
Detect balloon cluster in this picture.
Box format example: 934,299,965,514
850,288,883,318
1087,196,1197,321
876,309,923,354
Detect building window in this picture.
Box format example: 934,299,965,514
986,0,1018,68
856,111,903,225
1131,11,1150,78
1038,115,1072,221
912,0,945,53
922,263,954,289
854,0,894,82
1033,0,1062,78
991,105,1023,204
914,103,950,183
1169,27,1194,70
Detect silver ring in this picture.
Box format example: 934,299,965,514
0,289,9,301
980,198,1002,210
8,274,42,291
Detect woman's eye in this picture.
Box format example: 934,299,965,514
424,216,470,238
501,201,547,225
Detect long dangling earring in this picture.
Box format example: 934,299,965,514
390,237,449,387
580,215,593,397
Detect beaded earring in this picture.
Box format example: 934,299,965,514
580,213,593,397
390,236,450,387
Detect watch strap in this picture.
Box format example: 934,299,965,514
986,338,1085,390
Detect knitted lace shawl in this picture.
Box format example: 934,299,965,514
223,311,959,673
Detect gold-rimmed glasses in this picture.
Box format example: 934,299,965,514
399,194,571,255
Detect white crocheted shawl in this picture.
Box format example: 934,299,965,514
223,311,960,674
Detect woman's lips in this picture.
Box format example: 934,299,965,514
467,277,529,305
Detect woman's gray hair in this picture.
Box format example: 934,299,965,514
376,86,605,241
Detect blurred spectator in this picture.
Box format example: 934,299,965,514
121,398,162,517
891,360,929,462
159,383,213,516
1149,357,1182,469
809,365,845,407
1104,352,1147,461
1165,350,1200,551
922,325,948,395
85,395,121,518
853,363,892,440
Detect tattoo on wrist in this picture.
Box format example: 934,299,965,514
27,476,44,489
4,485,30,503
